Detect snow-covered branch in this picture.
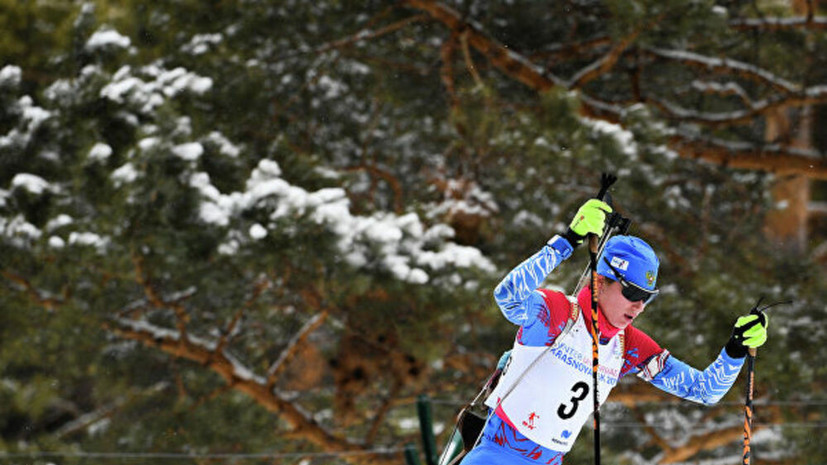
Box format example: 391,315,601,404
668,129,827,180
642,47,799,94
131,252,191,338
266,311,329,388
405,1,827,181
690,80,753,107
1,270,66,310
106,316,399,465
729,14,827,31
214,278,272,356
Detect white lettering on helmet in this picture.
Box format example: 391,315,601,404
610,257,629,271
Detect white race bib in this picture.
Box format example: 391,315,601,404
485,309,624,452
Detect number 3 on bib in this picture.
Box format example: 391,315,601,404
557,381,590,420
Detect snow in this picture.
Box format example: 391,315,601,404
85,29,132,51
316,75,347,99
111,163,139,186
249,224,267,240
89,143,113,161
583,117,639,158
138,137,159,151
69,232,110,252
181,33,223,55
100,64,213,114
200,202,231,227
158,67,213,96
20,96,52,128
0,65,22,88
11,173,51,195
172,142,204,161
224,351,265,383
204,131,240,158
217,240,239,255
1,215,43,245
46,214,74,231
100,75,144,103
186,159,496,284
49,236,66,249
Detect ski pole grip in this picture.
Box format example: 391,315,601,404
589,173,617,253
595,172,617,201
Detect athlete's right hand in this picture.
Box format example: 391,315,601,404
563,199,612,246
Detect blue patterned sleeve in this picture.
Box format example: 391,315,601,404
493,235,573,325
639,349,745,405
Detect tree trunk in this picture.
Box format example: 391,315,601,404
763,107,811,253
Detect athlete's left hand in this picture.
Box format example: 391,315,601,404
725,311,769,358
562,198,612,246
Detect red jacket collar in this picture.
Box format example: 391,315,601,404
576,286,622,340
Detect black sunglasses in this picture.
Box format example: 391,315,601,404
602,257,659,305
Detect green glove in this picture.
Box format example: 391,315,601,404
725,312,769,358
563,199,613,246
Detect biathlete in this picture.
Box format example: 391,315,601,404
460,198,769,464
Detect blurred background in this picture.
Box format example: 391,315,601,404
1,1,825,464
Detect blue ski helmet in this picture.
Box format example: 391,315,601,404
597,235,659,291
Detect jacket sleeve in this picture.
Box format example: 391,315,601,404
492,235,573,325
638,348,745,405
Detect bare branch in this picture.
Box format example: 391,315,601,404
627,404,673,452
216,278,271,354
311,13,429,56
266,311,329,389
531,35,612,62
403,0,565,90
131,252,190,338
188,384,233,412
276,5,427,61
440,32,460,108
1,270,66,310
660,424,747,463
343,164,405,213
460,31,485,88
365,381,404,444
54,382,169,439
567,30,641,89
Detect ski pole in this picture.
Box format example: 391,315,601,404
741,297,792,465
588,172,617,465
742,346,756,465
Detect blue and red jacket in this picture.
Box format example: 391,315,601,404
477,235,745,463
